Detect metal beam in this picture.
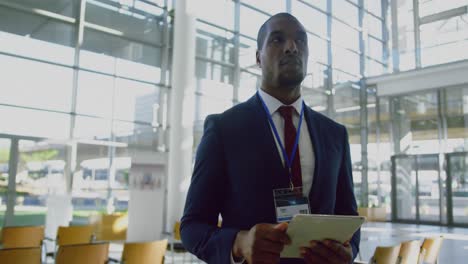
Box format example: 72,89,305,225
390,0,400,72
420,5,468,25
413,0,422,68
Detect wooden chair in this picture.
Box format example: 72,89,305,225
0,226,44,248
369,244,402,264
420,236,443,264
398,240,421,264
55,242,109,264
90,213,128,241
56,225,95,246
0,247,41,264
120,239,168,264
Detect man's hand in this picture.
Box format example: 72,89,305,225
300,239,352,264
232,222,291,264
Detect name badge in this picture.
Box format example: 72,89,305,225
273,187,310,223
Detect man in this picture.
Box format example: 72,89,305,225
181,13,360,264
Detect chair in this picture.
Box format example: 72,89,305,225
369,244,402,264
56,225,95,246
0,247,41,264
0,225,44,248
55,242,109,264
420,236,443,264
398,240,421,264
120,239,168,264
90,213,128,241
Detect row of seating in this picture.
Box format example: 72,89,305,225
355,236,444,264
0,225,167,264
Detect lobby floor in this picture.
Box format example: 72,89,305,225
358,221,468,263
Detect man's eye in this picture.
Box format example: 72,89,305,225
272,37,283,43
297,38,306,44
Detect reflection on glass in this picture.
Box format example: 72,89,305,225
190,0,234,30
420,14,468,67
292,1,327,37
240,5,269,38
0,6,75,48
0,55,73,112
417,155,441,222
239,71,259,102
82,29,162,67
13,140,67,226
418,0,468,17
449,154,468,224
76,71,114,119
195,59,234,85
239,36,257,69
395,156,417,220
334,0,358,27
0,139,11,227
445,86,468,152
86,0,164,45
113,78,160,124
0,31,75,65
0,105,70,139
196,22,235,64
332,46,360,76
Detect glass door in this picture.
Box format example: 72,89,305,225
392,155,417,221
392,153,442,224
417,154,441,223
447,152,468,226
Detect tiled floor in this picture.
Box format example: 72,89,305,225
358,222,468,263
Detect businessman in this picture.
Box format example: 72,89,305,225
181,13,360,264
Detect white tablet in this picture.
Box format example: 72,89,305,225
281,214,365,258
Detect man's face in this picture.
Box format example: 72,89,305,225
257,16,309,89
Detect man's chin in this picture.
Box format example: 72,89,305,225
278,74,304,87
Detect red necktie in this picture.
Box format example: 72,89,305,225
278,106,302,188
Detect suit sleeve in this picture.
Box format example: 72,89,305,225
180,115,240,264
335,126,361,261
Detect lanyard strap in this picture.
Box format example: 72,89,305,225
258,92,305,186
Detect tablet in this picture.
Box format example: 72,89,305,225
281,214,365,258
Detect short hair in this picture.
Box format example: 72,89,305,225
256,13,302,50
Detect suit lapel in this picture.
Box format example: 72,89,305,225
247,94,289,189
303,106,323,212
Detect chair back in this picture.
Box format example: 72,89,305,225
398,240,421,264
1,226,44,248
0,247,41,264
122,239,168,264
55,242,109,264
174,221,181,240
421,236,443,264
90,213,128,241
372,244,402,264
56,225,95,246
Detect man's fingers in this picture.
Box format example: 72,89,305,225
273,222,288,231
322,239,352,261
259,224,291,244
306,241,342,263
254,238,285,254
301,246,329,264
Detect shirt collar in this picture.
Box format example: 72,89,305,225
258,88,303,115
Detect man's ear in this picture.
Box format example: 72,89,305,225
256,50,261,68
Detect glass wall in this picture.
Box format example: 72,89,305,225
0,0,170,226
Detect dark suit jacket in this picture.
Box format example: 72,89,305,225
181,94,360,264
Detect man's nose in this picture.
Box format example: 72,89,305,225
284,39,298,54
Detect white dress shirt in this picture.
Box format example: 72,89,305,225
231,90,315,263
258,88,315,195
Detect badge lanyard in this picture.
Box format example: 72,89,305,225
258,92,304,190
